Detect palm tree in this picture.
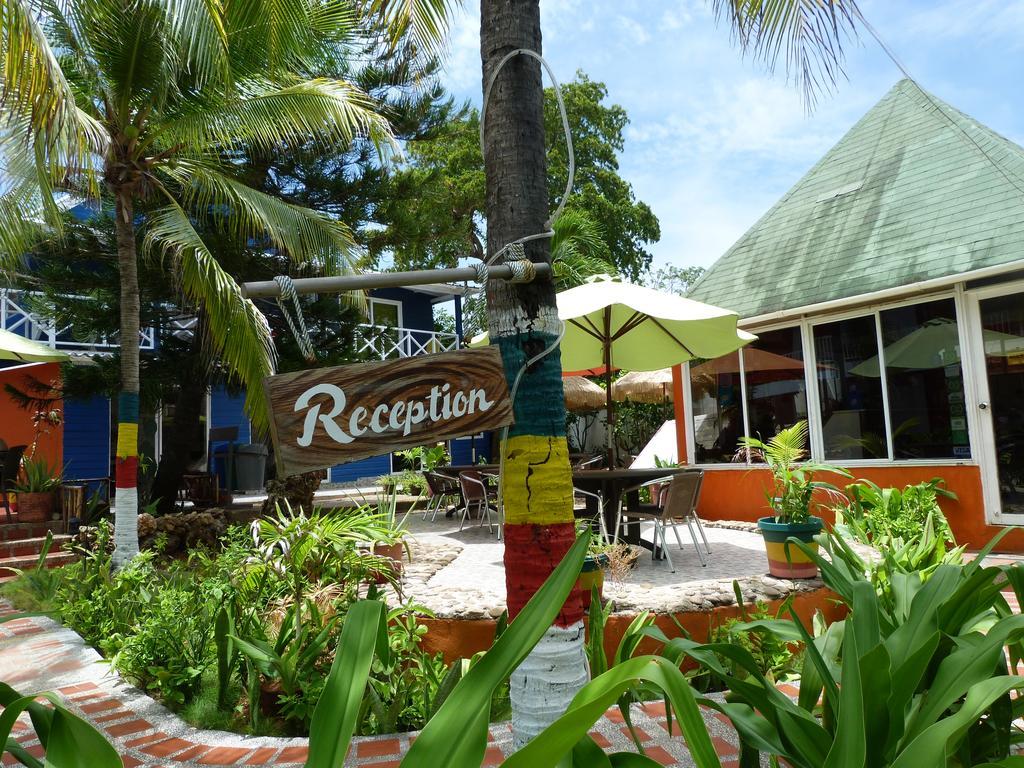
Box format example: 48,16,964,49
0,0,458,565
479,0,863,746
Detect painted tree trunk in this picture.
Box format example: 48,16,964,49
112,193,141,567
480,0,587,748
150,315,208,514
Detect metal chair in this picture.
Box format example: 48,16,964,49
0,445,26,523
458,470,498,535
573,454,604,470
423,471,460,522
573,486,609,542
614,470,710,572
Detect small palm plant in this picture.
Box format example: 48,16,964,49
739,420,850,524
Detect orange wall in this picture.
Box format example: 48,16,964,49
0,363,63,468
696,463,1024,552
420,586,844,665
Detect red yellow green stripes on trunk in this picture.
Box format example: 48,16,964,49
112,392,140,566
494,331,584,626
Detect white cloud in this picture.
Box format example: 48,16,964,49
899,0,1024,48
616,15,650,46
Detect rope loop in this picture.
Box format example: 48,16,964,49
274,275,316,363
506,259,537,284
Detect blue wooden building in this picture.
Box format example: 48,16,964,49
0,281,487,489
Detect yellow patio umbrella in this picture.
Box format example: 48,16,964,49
0,329,70,363
473,275,754,462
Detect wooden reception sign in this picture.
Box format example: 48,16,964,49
264,347,514,476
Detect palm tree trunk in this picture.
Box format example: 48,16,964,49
112,192,141,567
480,0,586,747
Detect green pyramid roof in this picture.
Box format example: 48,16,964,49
687,79,1024,320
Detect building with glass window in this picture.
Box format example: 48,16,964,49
685,78,1024,549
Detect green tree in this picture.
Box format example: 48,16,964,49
0,0,455,564
377,72,658,279
650,264,707,295
480,0,864,746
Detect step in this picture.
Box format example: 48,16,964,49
0,535,73,559
0,550,77,575
0,520,65,542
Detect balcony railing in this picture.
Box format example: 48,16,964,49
355,324,459,359
0,289,156,352
2,289,455,360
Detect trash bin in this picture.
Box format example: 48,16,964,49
233,443,268,491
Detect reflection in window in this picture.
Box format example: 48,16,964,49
814,316,888,460
743,327,809,444
689,356,744,464
876,299,969,459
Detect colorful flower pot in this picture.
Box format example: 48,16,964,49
578,554,608,610
757,516,822,579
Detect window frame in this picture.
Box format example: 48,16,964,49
687,289,977,469
367,297,404,329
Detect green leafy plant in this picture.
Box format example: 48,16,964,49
691,581,801,693
308,532,726,767
0,677,123,768
738,420,851,523
396,445,450,473
678,530,1024,767
839,477,958,543
13,456,62,493
231,600,340,727
0,531,60,610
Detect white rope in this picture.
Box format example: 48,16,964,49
478,47,576,268
274,275,316,363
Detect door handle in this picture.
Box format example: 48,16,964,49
979,402,990,411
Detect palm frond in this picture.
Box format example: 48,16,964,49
0,0,107,176
550,208,613,289
155,78,395,155
765,419,810,465
164,0,229,87
143,202,276,434
711,0,861,107
159,158,359,277
224,0,356,78
367,0,461,56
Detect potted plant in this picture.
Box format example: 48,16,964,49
738,421,850,578
578,528,610,611
13,456,62,523
365,486,416,578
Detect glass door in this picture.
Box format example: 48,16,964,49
969,289,1024,522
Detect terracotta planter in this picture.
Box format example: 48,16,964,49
578,554,608,611
757,516,822,579
369,541,406,583
258,679,290,720
16,492,55,523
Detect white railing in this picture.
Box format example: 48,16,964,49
0,289,156,352
355,324,459,359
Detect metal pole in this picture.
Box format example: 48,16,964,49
240,263,552,298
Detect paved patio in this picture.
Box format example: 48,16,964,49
396,513,824,619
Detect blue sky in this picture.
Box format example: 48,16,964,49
439,0,1024,272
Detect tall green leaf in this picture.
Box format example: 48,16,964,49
401,532,589,768
306,600,386,768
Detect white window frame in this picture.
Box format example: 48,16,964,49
688,289,977,470
960,277,1024,523
367,297,403,329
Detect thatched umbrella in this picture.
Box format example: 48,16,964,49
611,368,674,403
562,375,607,412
